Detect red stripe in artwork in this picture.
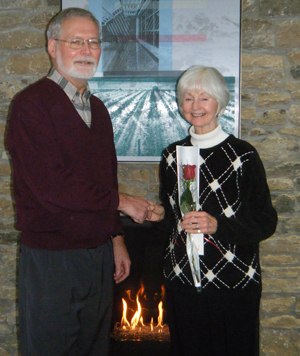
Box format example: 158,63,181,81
159,34,206,42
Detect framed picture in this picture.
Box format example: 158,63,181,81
62,0,241,162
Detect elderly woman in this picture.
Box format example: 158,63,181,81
148,65,277,356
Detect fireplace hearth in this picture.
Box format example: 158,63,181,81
109,217,170,356
109,339,170,356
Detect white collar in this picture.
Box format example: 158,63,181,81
189,125,229,149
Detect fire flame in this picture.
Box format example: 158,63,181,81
120,285,165,331
157,301,163,327
130,293,144,329
121,298,130,328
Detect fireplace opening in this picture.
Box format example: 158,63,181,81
110,216,171,356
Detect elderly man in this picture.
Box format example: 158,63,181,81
7,7,151,356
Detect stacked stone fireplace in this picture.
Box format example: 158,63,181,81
109,217,170,356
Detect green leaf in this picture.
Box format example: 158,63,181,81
180,188,194,214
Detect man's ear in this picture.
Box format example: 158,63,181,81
48,39,57,59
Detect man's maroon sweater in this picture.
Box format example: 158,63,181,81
7,77,122,250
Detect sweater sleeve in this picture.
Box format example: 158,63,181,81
7,92,119,214
151,148,176,233
213,148,277,245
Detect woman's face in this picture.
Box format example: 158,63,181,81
182,88,219,135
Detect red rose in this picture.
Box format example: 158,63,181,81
182,165,196,180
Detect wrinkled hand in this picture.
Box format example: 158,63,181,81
181,211,218,235
118,193,150,223
112,235,131,284
146,202,165,222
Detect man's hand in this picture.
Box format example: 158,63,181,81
146,202,165,222
112,235,131,284
118,193,149,223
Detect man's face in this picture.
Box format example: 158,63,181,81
48,17,101,89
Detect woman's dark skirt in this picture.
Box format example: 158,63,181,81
166,284,261,356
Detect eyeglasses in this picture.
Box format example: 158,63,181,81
54,38,103,49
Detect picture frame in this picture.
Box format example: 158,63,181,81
62,0,241,162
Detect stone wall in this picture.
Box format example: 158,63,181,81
0,0,299,355
242,1,300,354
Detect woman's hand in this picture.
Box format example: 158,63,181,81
146,203,165,222
181,211,218,235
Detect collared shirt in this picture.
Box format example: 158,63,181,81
48,68,92,128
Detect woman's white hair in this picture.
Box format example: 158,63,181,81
177,65,230,118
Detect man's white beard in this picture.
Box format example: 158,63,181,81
56,51,97,80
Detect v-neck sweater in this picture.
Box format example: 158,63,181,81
7,77,122,250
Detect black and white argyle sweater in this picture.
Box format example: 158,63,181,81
158,127,277,294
